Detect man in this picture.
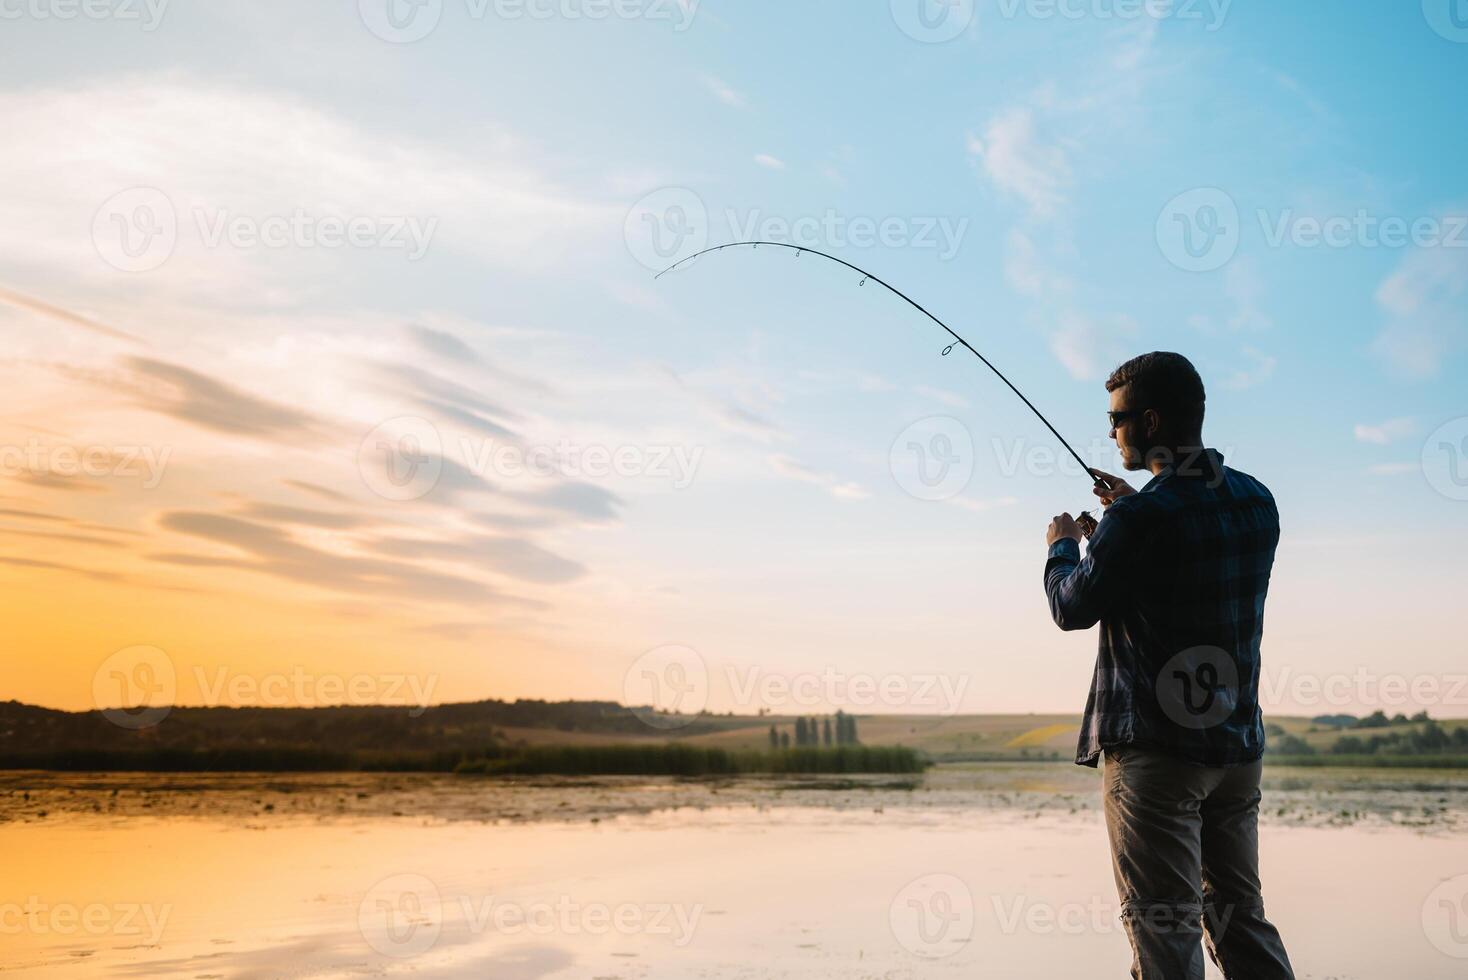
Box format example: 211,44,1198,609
1042,351,1295,979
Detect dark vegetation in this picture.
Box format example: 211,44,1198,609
0,700,920,774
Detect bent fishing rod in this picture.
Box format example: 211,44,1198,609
655,241,1109,530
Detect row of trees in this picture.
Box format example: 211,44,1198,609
1270,718,1468,756
767,711,859,749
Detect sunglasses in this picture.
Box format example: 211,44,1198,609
1107,410,1146,429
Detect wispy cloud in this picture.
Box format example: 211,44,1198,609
701,74,747,109
768,454,868,501
1353,417,1415,445
1220,347,1277,390
966,107,1071,220
754,154,786,171
1371,234,1468,377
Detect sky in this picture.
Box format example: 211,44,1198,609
1,1,1465,721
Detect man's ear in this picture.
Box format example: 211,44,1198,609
1143,408,1161,440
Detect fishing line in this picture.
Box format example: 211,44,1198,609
655,240,1108,498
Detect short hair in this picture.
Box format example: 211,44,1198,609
1105,352,1206,434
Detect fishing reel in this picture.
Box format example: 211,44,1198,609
1076,511,1098,540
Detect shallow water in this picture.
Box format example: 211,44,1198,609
3,765,1467,978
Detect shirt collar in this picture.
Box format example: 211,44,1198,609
1140,447,1224,492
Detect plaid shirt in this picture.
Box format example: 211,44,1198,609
1044,449,1279,768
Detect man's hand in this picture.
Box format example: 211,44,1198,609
1090,468,1137,507
1047,513,1082,547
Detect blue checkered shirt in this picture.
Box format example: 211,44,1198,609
1044,449,1279,767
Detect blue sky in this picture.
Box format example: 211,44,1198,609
1,1,1464,718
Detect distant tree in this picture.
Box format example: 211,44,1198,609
779,731,791,749
822,717,833,746
1411,710,1431,723
835,712,859,745
1269,733,1314,755
1391,713,1409,726
1265,723,1285,737
1356,711,1390,730
768,725,779,749
1332,735,1365,754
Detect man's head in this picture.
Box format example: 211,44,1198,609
1105,352,1206,471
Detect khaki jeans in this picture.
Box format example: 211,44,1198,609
1102,745,1295,979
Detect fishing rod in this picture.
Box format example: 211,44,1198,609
655,241,1108,534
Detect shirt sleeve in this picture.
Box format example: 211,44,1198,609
1043,502,1144,632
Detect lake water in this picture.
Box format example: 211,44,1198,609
3,764,1467,979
